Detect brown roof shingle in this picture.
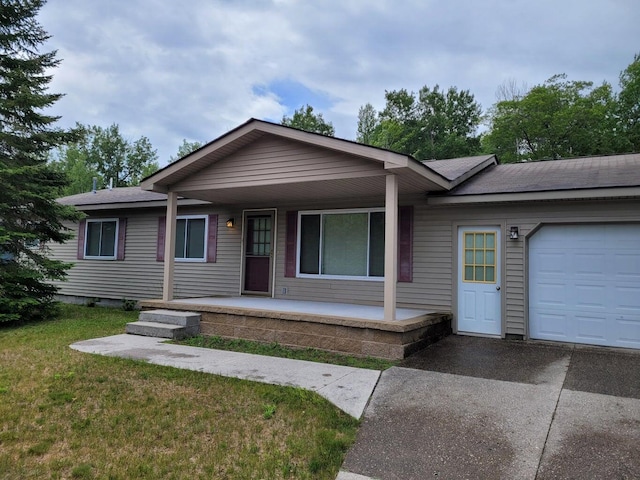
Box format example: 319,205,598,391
449,153,640,195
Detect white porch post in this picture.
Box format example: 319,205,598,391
384,174,398,321
162,191,178,301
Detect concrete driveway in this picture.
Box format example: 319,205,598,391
339,336,640,480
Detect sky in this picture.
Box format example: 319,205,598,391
39,0,639,166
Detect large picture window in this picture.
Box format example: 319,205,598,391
84,219,118,259
175,216,207,261
298,209,384,279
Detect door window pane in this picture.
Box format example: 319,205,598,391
463,231,497,283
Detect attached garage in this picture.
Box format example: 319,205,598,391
529,223,640,349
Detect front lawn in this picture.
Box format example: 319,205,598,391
0,304,358,479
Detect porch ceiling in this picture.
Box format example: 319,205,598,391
171,171,434,205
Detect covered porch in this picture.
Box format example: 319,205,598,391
139,296,452,360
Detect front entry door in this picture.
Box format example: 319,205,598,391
243,212,274,294
457,227,502,335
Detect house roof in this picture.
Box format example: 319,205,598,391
140,119,456,202
427,153,640,204
422,155,497,187
57,187,209,211
57,118,640,211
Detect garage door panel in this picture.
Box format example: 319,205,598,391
530,310,569,338
533,282,567,306
617,318,640,347
575,314,608,341
574,284,607,309
615,253,640,280
529,224,640,350
615,285,640,312
575,252,606,277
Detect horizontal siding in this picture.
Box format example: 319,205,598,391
274,198,640,337
51,195,640,340
50,206,242,301
173,137,385,191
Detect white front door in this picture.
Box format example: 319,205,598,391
457,227,502,335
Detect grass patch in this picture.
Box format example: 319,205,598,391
0,304,358,479
179,335,398,370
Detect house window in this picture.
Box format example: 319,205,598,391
175,216,207,261
298,209,384,279
463,232,496,283
85,219,118,259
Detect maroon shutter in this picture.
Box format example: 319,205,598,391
77,219,86,260
285,211,298,277
117,218,127,260
206,214,218,263
398,206,413,282
156,216,166,262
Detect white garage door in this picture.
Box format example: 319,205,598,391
529,224,640,349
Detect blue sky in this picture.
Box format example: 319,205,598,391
39,0,639,166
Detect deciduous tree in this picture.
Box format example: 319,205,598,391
281,104,335,136
50,123,160,193
483,75,621,162
357,85,482,160
169,139,204,163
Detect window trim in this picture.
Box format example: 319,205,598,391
174,214,208,263
83,218,119,260
296,208,385,281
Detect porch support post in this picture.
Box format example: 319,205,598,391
384,173,398,321
162,191,178,301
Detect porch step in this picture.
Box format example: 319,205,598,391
138,309,201,327
125,309,201,340
125,321,199,340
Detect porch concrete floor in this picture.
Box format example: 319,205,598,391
165,296,432,322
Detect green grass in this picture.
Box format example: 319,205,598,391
179,335,398,371
0,304,359,479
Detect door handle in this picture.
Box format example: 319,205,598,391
496,286,501,291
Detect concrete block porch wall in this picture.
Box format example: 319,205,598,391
139,299,452,360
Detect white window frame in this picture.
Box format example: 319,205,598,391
84,218,119,260
296,207,385,281
174,215,208,263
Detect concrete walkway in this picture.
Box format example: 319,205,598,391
70,334,380,419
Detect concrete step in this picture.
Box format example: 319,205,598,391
138,309,200,327
125,321,199,340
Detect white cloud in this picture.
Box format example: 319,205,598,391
39,0,640,165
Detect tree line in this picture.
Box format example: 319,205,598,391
287,54,640,163
52,54,639,196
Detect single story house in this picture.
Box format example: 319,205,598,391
52,119,640,357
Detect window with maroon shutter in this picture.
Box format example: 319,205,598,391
157,214,218,262
81,218,121,260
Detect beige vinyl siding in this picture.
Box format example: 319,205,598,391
425,199,640,336
50,207,242,301
51,195,640,338
272,198,640,337
172,136,385,192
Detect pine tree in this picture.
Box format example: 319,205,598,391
0,0,80,322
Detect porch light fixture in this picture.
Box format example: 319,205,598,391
509,226,519,240
226,218,235,228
